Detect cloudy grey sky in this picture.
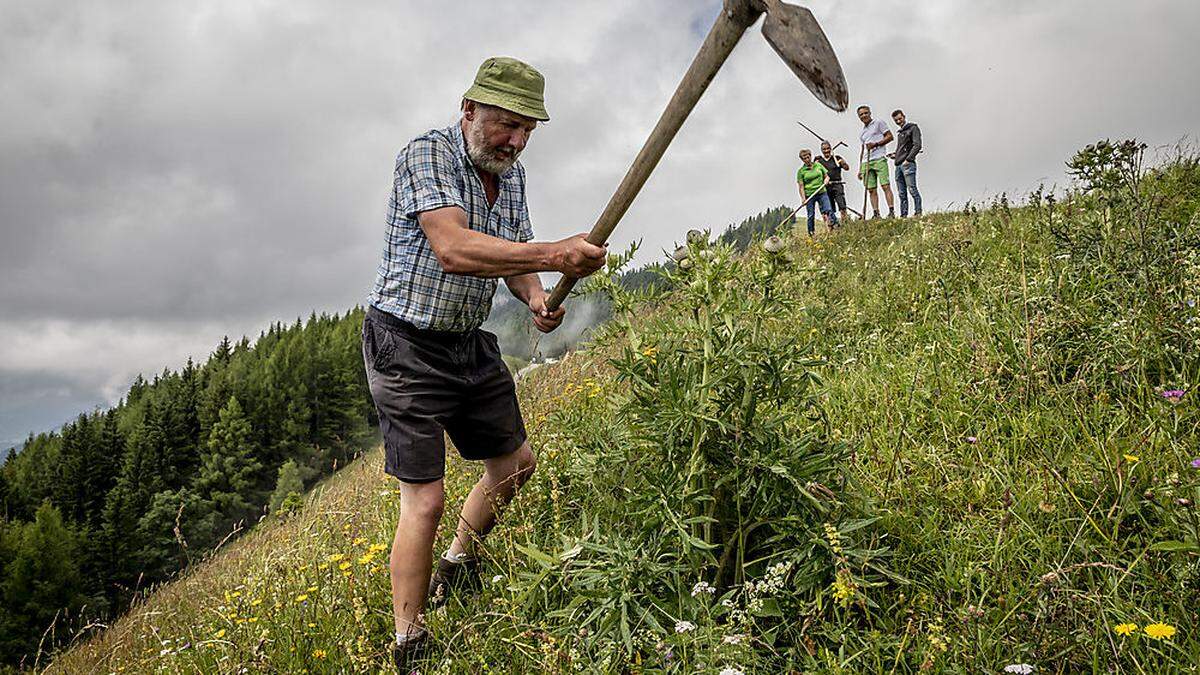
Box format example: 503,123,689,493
2,0,1197,449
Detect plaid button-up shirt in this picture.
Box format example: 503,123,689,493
369,122,533,331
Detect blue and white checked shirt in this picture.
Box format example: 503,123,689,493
369,122,533,331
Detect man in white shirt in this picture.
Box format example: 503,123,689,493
857,105,895,219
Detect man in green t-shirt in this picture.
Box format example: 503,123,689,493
796,148,837,235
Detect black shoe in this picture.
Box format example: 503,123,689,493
392,631,429,672
427,556,481,610
888,210,895,218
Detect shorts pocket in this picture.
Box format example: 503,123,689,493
369,321,399,373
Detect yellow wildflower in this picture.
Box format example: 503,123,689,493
1123,454,1139,463
1144,623,1176,640
318,563,329,571
368,543,388,553
352,537,366,546
251,599,263,607
214,628,226,639
247,617,258,624
328,553,345,562
338,561,352,571
308,622,317,628
358,552,376,565
307,586,318,592
1113,623,1137,637
294,594,309,603
313,649,327,659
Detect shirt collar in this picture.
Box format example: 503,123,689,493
447,122,518,182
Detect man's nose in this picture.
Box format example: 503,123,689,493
509,130,528,151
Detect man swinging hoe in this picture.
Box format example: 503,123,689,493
365,1,848,669
364,57,606,667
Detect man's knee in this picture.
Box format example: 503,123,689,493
487,443,536,486
400,481,446,523
509,442,537,485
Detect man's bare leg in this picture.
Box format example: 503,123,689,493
391,480,445,636
882,183,895,212
868,187,880,215
447,442,536,558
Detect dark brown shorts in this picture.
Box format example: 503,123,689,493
362,307,527,483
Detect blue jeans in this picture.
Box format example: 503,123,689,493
894,161,922,216
805,192,837,234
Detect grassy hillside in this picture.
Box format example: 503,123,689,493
48,149,1199,673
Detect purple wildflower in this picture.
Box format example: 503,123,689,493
1190,458,1200,470
1161,389,1186,403
966,436,978,444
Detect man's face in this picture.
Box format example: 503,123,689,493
857,107,872,125
464,102,537,175
893,111,906,126
820,142,832,158
799,150,812,164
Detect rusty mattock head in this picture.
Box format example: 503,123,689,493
728,0,849,112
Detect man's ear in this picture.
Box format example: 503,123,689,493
462,99,476,121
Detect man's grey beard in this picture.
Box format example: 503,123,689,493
466,118,520,175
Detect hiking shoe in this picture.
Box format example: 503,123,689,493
392,630,429,673
427,555,481,610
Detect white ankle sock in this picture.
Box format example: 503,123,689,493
396,628,426,646
443,549,473,563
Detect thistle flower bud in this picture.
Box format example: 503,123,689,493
699,249,713,260
687,229,705,244
763,236,784,254
679,257,692,269
671,245,689,262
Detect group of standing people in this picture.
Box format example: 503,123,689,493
795,105,924,235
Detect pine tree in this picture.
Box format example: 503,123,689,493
0,502,87,664
192,397,263,550
268,460,305,514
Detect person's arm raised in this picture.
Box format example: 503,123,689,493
418,206,606,279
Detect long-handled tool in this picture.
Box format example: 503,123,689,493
776,189,823,228
858,142,868,220
796,120,846,153
544,0,848,311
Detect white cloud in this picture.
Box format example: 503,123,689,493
1,0,1197,439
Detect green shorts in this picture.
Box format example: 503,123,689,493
860,158,890,189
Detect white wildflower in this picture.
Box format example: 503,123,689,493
722,633,746,645
1003,665,1036,675
719,668,745,675
674,620,696,633
691,581,715,597
491,574,504,584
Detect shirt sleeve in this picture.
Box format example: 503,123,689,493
396,135,466,220
518,198,533,243
910,124,922,156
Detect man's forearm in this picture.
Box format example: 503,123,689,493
433,227,559,278
504,272,545,306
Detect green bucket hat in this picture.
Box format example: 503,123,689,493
463,56,549,122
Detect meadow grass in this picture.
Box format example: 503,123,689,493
46,176,1200,673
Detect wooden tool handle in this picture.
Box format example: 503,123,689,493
544,3,759,311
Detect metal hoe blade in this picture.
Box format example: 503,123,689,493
761,1,848,111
